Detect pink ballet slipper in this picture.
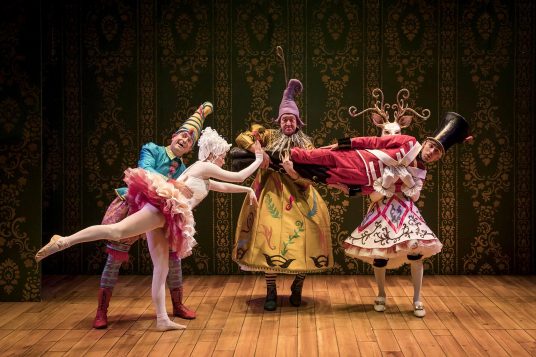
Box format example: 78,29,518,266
35,235,65,262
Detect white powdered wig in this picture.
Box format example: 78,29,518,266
198,127,232,161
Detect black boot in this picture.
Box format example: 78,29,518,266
407,254,423,261
373,258,388,268
289,275,305,307
264,285,278,311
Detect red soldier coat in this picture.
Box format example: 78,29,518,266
290,134,426,195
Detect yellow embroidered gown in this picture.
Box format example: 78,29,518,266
232,125,332,273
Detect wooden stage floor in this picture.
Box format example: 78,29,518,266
1,274,536,356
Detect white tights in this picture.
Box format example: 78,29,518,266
54,203,184,330
147,229,185,331
374,267,387,299
373,260,424,304
59,204,165,248
410,261,424,304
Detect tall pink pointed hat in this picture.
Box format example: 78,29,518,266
276,78,305,128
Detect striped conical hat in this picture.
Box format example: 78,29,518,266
175,101,213,143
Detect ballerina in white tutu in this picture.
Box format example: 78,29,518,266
36,127,263,331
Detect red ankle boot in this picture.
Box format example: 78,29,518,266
170,287,196,319
93,287,112,329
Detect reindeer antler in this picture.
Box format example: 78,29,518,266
349,88,430,130
349,88,390,127
391,88,430,128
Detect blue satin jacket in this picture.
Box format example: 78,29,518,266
115,142,187,198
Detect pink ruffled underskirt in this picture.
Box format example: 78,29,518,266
344,238,443,269
123,168,197,258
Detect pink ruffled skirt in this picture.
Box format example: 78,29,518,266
344,195,442,269
123,168,197,258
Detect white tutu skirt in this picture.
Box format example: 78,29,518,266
124,168,197,258
344,195,442,269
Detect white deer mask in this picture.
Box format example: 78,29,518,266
349,88,430,137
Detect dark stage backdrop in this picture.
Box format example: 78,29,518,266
0,0,534,301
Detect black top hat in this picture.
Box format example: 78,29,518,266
426,112,470,154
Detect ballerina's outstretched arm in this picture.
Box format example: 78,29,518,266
184,140,264,183
208,180,258,206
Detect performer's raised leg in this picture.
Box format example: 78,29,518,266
36,203,164,261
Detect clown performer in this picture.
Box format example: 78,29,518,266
232,71,332,310
282,111,472,317
36,127,265,331
88,102,212,329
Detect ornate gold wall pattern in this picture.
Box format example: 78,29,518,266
84,1,137,211
139,0,156,144
364,0,381,138
0,3,42,300
384,0,435,97
438,0,457,274
309,0,361,146
289,1,306,95
460,0,513,273
159,0,210,135
81,1,138,273
62,0,82,273
514,1,533,273
42,125,62,222
214,0,232,274
234,0,285,126
384,0,435,135
159,0,212,274
136,0,157,273
308,0,361,274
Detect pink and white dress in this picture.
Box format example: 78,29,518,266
344,193,442,268
123,165,210,258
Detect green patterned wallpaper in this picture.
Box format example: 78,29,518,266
0,2,42,301
0,0,534,301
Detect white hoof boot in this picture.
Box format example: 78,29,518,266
156,317,186,331
413,301,426,317
374,296,386,312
